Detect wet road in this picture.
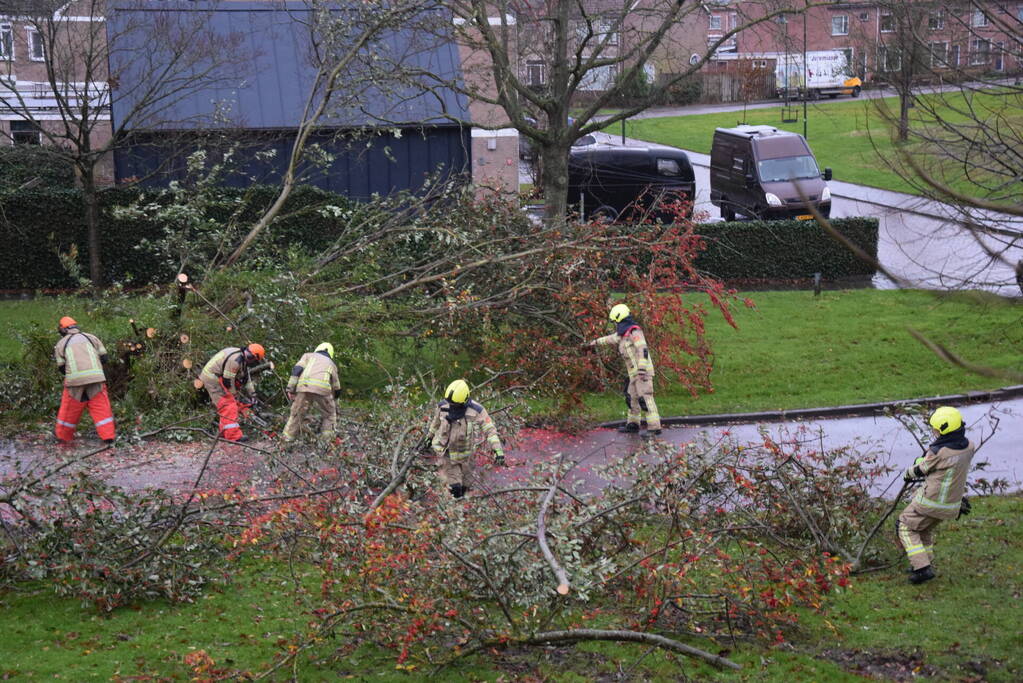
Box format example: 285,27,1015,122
502,397,1023,498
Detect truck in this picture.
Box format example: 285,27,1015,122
776,50,861,100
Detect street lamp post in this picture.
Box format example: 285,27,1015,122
803,9,808,139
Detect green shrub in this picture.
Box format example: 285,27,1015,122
695,217,878,280
0,146,75,192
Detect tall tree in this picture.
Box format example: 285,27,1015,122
0,0,247,287
447,0,790,224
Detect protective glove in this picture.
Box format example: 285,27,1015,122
419,437,434,454
957,496,972,519
494,452,506,467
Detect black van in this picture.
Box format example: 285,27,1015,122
709,125,832,221
567,147,696,222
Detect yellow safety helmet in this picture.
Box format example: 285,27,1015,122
444,379,470,404
609,303,630,323
315,342,335,359
928,406,963,435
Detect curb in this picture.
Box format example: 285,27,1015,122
598,384,1023,429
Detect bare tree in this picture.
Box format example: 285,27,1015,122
0,0,247,287
447,0,792,225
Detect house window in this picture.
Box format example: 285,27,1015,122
526,60,546,86
879,13,894,32
0,23,12,60
928,12,944,30
831,15,849,36
709,14,722,30
971,38,990,65
859,11,869,22
929,41,949,68
879,46,902,72
839,47,854,75
950,44,961,67
597,20,618,46
27,28,44,61
10,120,41,145
971,9,988,27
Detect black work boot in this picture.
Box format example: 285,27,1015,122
617,423,640,434
641,429,663,439
908,565,936,584
449,483,466,499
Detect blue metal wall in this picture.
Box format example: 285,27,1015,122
115,126,471,199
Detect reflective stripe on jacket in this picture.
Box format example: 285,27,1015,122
200,347,251,395
54,330,106,386
906,441,975,519
593,326,655,379
427,399,503,461
287,351,340,396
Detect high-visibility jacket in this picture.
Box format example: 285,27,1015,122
287,351,340,397
904,440,975,519
54,328,107,386
200,347,253,396
593,325,655,379
427,399,503,461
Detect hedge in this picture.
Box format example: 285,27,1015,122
0,186,878,289
694,217,879,281
0,186,359,289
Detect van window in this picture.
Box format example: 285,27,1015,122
657,158,681,176
732,156,745,173
757,155,820,182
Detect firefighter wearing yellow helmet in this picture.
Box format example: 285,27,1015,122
282,342,341,443
583,303,661,437
425,379,505,498
896,406,975,585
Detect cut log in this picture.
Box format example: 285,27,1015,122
182,359,193,369
176,273,189,285
193,378,204,390
179,334,190,344
146,328,156,339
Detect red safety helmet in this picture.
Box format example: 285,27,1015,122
58,316,77,329
246,343,266,361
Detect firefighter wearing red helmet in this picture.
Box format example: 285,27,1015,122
53,316,116,444
199,343,266,442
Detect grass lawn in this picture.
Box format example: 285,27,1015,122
578,288,1023,422
2,496,1020,680
624,90,1023,198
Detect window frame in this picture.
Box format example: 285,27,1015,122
831,14,849,36
971,9,988,27
929,41,949,68
0,23,13,60
27,27,44,62
879,13,894,32
526,59,546,87
709,14,722,31
10,120,42,145
970,38,990,65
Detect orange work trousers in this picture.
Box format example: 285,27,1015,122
55,382,115,442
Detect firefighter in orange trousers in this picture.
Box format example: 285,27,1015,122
425,379,505,498
53,316,116,444
583,303,661,437
199,343,266,442
897,406,975,585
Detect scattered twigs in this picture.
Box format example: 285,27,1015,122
537,458,571,595
851,479,911,573
523,629,740,670
120,433,220,570
367,450,417,513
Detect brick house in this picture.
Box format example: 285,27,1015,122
0,0,114,182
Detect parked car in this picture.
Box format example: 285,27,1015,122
709,125,831,222
567,146,696,222
518,116,588,161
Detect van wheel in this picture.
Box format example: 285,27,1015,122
592,205,619,222
721,204,736,222
828,93,838,99
852,86,862,97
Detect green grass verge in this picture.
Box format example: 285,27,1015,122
578,288,1022,421
2,496,1020,680
625,91,1023,198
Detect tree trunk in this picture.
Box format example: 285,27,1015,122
81,168,103,288
542,146,569,226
